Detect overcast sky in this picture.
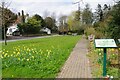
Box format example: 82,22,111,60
1,0,114,18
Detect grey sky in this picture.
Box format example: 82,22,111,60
1,0,114,18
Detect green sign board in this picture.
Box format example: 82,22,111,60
95,39,117,48
95,39,117,77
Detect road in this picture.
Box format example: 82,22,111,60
0,35,60,43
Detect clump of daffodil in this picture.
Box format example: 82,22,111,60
18,58,20,61
17,52,20,55
27,59,29,61
32,56,34,59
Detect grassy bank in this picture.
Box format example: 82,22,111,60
1,35,81,78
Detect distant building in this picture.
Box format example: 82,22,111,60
7,12,29,36
15,12,29,24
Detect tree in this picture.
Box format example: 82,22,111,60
103,4,111,21
44,17,56,32
95,4,103,21
21,10,25,23
18,16,41,34
82,3,93,24
51,12,57,31
58,15,68,33
0,2,17,42
74,10,80,21
67,11,81,31
0,7,17,28
107,1,120,39
33,14,45,27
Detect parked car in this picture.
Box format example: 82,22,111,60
12,31,20,36
7,24,20,36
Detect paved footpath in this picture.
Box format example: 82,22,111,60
57,37,92,78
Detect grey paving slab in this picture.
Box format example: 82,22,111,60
57,38,92,78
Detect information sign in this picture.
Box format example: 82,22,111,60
95,39,117,48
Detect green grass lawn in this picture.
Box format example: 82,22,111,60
1,35,81,78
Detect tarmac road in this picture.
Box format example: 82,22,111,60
0,35,60,43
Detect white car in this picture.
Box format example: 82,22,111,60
7,25,20,36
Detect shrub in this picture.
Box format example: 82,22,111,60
17,23,40,34
17,16,41,34
94,31,104,39
84,27,95,37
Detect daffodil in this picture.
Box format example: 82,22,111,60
11,54,13,57
17,52,20,55
2,52,4,54
111,49,114,52
4,53,7,57
21,59,24,61
0,55,3,58
46,49,49,52
13,52,16,54
8,55,9,57
99,53,102,56
18,58,20,60
12,75,14,77
27,59,29,61
32,56,34,59
112,54,115,56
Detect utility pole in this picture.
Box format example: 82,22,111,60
73,1,80,11
73,0,83,23
73,0,83,11
2,1,7,45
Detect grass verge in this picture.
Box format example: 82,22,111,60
1,35,81,78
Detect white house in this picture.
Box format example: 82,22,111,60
7,24,19,36
40,27,51,35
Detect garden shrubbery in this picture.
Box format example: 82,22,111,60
17,16,41,35
84,27,95,37
17,23,40,34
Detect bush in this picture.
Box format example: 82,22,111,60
17,23,40,34
17,15,42,35
94,31,104,39
84,27,95,37
77,28,84,35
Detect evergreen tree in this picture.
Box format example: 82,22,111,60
22,10,25,23
82,3,93,24
108,1,120,39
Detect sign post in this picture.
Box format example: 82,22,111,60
95,39,117,77
103,48,107,76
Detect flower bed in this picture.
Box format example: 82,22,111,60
87,41,119,78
